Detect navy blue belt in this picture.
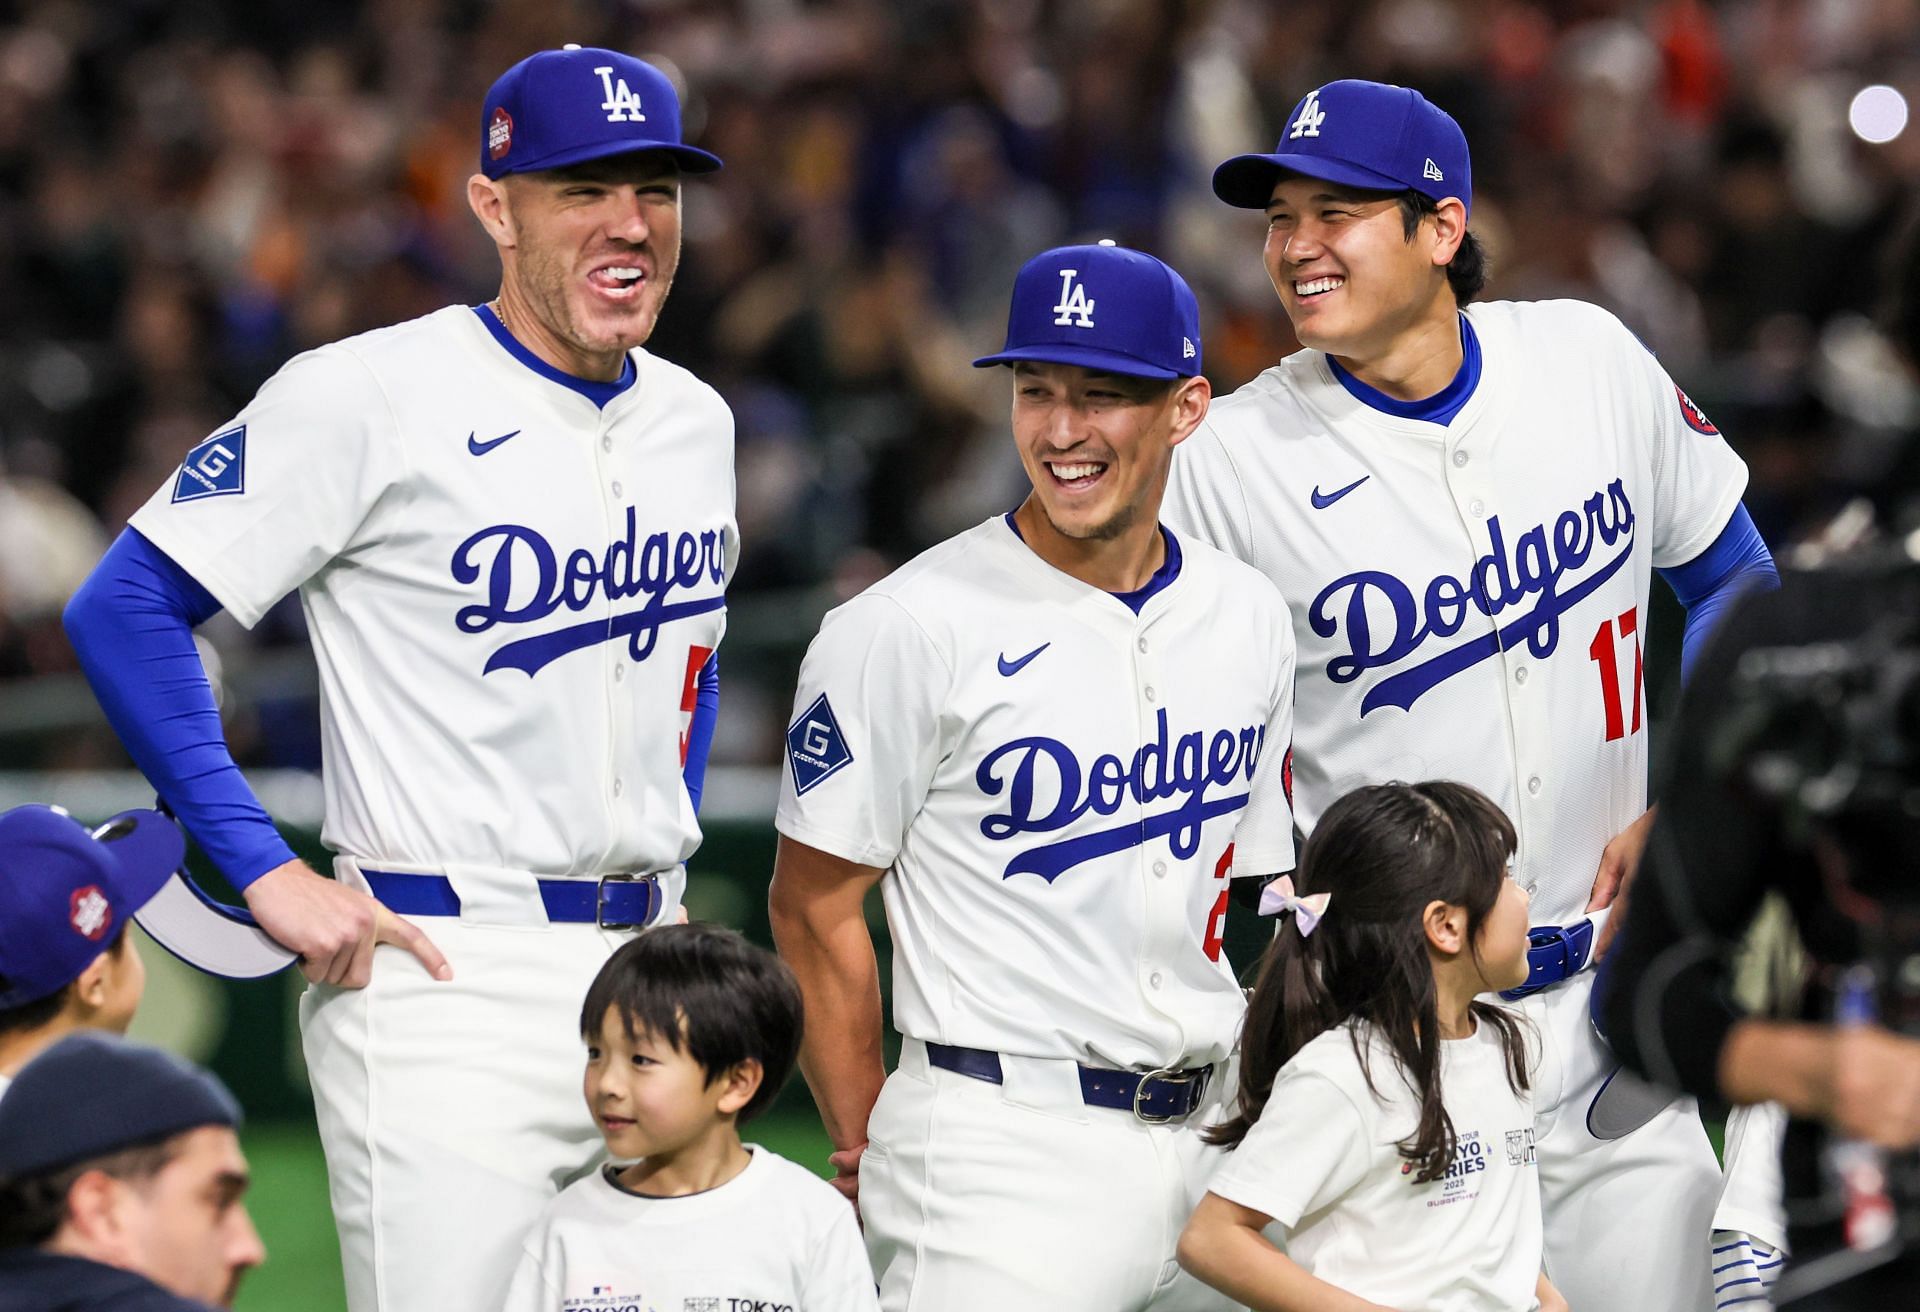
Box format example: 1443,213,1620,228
1500,918,1599,1001
925,1042,1213,1124
361,868,663,931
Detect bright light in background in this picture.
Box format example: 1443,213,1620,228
1849,85,1909,144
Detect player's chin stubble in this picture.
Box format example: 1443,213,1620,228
523,248,675,357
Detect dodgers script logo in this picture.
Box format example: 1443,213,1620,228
452,507,727,676
976,708,1265,882
1311,479,1635,715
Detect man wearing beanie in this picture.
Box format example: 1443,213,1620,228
0,1033,265,1310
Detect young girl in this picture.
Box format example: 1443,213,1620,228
1178,780,1567,1312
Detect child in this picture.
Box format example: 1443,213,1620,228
1178,781,1566,1312
503,922,879,1311
0,805,183,1093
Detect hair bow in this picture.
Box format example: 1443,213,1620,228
1258,874,1331,936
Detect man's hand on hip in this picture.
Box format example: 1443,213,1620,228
1586,806,1657,959
242,858,451,987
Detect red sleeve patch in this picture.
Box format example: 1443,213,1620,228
1675,386,1719,435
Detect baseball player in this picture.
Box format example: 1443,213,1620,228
62,47,733,1312
1163,80,1782,1312
770,242,1297,1310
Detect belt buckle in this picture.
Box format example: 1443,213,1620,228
1131,1065,1204,1125
595,873,658,931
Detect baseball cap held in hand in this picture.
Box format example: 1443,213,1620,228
974,242,1203,380
481,45,723,180
1213,80,1471,215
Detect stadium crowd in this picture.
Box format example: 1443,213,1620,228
0,0,1915,769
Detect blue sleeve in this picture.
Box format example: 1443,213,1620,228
682,653,720,814
63,529,298,888
1655,504,1780,684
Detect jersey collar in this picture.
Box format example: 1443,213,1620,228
1325,312,1481,427
1000,512,1183,613
471,306,638,409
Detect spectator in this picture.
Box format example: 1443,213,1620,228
0,1033,266,1310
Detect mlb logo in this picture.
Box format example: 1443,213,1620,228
172,426,248,503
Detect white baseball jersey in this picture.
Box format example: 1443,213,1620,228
502,1148,879,1312
1209,1019,1543,1311
775,516,1296,1071
1165,299,1747,925
130,306,737,878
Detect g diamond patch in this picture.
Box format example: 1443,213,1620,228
786,693,853,795
172,426,248,502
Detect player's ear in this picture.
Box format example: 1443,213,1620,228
714,1058,764,1117
1422,898,1468,956
71,951,112,1012
466,174,517,249
1165,374,1212,449
1426,197,1467,271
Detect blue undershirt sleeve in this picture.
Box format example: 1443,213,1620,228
1655,503,1780,684
682,652,720,814
63,529,298,888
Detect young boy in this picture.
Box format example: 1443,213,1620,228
0,804,185,1093
503,923,878,1312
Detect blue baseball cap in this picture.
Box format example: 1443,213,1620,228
1213,80,1471,215
0,1033,241,1178
481,45,722,180
973,242,1202,380
0,806,183,1009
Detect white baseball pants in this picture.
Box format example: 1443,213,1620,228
299,858,677,1312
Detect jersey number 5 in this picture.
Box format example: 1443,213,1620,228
1587,607,1643,743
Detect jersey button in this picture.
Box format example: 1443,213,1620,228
1152,860,1167,878
1469,498,1485,517
1149,972,1163,990
1526,776,1542,796
601,436,612,452
1452,450,1469,467
613,779,625,797
1514,667,1528,685
611,481,624,497
1144,685,1157,702
1137,637,1148,653
614,665,625,682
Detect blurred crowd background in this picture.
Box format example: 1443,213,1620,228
3,0,1919,777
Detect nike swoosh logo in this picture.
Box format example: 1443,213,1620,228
997,643,1050,677
1310,475,1370,509
467,429,522,456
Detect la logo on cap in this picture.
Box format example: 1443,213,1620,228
1289,88,1327,139
1052,269,1095,328
594,65,647,124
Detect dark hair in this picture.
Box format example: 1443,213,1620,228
1209,781,1529,1184
0,1138,178,1248
0,924,128,1039
580,923,803,1125
1395,192,1488,303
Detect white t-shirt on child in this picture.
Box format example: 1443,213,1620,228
502,1145,879,1312
1208,1017,1543,1312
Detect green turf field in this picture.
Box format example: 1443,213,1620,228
236,1111,835,1312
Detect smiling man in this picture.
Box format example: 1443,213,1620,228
1162,79,1782,1312
62,45,733,1312
770,243,1298,1310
